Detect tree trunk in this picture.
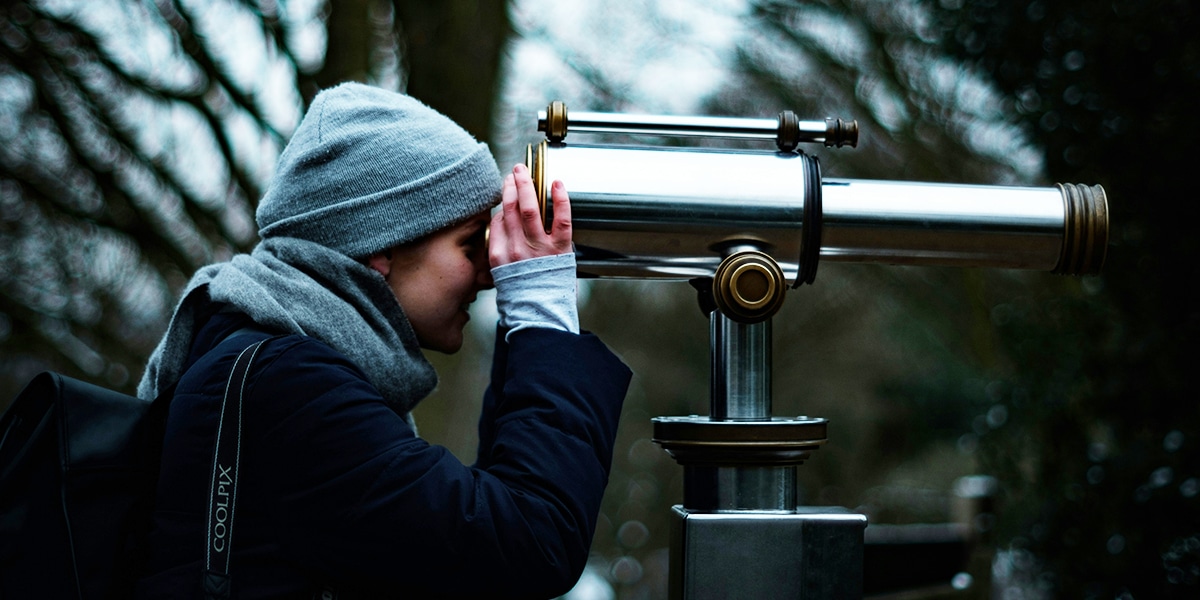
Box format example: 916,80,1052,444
313,0,375,100
392,0,511,144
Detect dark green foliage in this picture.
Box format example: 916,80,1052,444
930,0,1200,595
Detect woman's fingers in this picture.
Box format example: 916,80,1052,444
489,172,517,267
549,180,572,254
489,164,573,267
512,164,546,241
499,172,520,237
488,200,509,269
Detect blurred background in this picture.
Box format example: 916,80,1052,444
0,0,1195,598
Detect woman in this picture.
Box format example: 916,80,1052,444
135,83,631,599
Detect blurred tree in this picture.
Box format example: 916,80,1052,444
316,0,510,140
392,0,510,142
0,0,322,402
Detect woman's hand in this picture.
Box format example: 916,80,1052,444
489,163,572,268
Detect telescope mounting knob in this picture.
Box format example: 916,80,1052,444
713,250,787,324
542,100,568,142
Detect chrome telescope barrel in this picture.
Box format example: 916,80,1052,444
524,141,1108,281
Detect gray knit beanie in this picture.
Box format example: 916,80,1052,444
256,83,502,258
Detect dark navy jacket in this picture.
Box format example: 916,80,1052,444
136,313,631,599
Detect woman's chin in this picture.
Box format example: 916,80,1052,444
419,330,465,355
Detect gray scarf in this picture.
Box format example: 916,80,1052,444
137,237,438,417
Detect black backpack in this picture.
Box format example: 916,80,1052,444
0,335,272,599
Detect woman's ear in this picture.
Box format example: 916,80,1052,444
366,249,393,277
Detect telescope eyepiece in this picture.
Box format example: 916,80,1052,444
825,118,858,149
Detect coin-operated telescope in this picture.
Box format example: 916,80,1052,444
524,101,1108,599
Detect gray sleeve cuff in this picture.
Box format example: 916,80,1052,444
491,253,579,341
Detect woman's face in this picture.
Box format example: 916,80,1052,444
372,212,493,353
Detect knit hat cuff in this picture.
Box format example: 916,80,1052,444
258,142,500,258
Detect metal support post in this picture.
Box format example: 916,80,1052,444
653,251,866,599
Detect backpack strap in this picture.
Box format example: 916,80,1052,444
201,336,274,600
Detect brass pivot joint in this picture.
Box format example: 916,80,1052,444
713,250,787,323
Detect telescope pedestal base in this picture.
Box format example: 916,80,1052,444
668,505,867,600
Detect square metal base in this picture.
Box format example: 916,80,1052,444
669,506,866,600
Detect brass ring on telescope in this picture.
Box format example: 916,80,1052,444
1054,183,1109,276
524,140,552,233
